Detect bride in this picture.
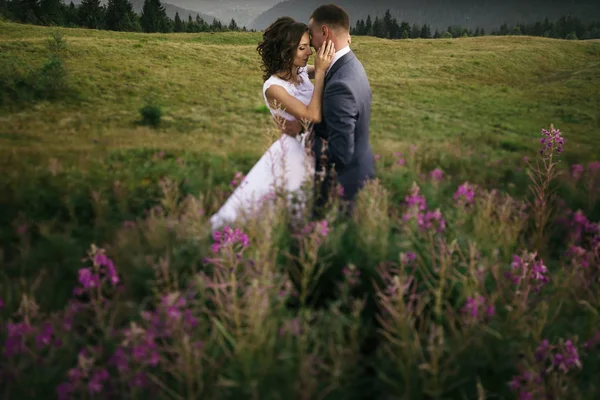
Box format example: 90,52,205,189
210,17,335,230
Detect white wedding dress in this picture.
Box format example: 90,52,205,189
210,67,315,230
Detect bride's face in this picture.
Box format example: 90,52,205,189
292,32,313,68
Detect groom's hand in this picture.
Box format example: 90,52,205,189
274,118,302,137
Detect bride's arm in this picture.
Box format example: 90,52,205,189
265,71,326,124
265,41,334,125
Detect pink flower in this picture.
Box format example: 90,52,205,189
429,168,444,182
453,182,476,206
571,164,584,180
539,124,564,155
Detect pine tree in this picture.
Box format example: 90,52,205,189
78,0,102,29
382,9,393,38
364,14,372,36
228,17,237,31
186,14,195,32
18,0,41,24
420,23,431,38
140,0,169,33
372,16,384,38
195,14,207,32
39,0,63,25
173,11,183,32
210,18,222,32
64,0,77,26
399,21,410,37
410,23,420,38
105,0,137,31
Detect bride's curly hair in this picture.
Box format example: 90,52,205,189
257,17,309,82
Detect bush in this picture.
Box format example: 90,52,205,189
138,103,162,127
566,31,579,40
0,32,71,105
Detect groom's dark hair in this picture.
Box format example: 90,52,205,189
310,4,350,32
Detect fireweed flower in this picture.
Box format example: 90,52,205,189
4,322,33,357
230,171,246,188
453,182,476,206
539,124,564,156
403,184,427,216
300,220,329,245
74,249,120,296
211,226,250,254
571,164,584,180
395,152,406,166
417,209,446,233
399,251,417,266
588,161,600,172
429,168,444,182
507,252,550,292
568,210,598,245
565,245,590,268
461,294,495,321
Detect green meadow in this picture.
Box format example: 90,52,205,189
1,19,600,399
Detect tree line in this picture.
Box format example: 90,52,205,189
0,0,251,33
351,11,600,40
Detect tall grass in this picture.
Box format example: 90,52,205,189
1,123,599,399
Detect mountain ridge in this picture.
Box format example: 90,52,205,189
249,0,600,31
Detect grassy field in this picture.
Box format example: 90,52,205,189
1,21,599,164
1,20,600,399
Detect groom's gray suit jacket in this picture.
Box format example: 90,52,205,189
312,50,376,202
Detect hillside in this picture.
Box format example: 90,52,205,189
0,20,599,167
250,0,600,31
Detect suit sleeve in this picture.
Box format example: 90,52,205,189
322,81,357,167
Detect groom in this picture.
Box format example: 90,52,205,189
284,4,375,213
309,4,375,212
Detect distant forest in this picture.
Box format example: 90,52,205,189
1,0,599,40
0,0,251,33
351,10,600,40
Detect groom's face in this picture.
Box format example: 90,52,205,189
308,18,327,51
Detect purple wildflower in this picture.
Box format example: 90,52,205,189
461,294,495,322
507,251,550,292
4,322,32,357
57,383,73,400
35,322,54,350
535,339,550,361
230,171,246,188
571,164,584,180
453,182,476,206
404,186,427,212
429,168,444,182
212,226,250,254
539,124,564,156
566,245,590,268
588,161,600,172
417,209,446,233
395,152,406,166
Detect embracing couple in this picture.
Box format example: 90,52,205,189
211,4,375,230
